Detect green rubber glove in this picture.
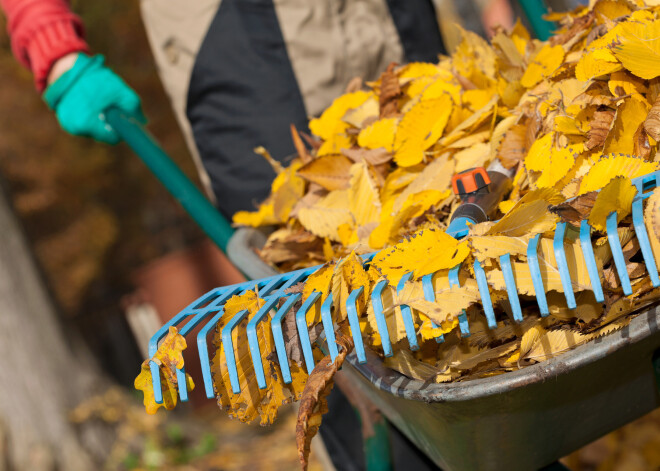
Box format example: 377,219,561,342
44,54,145,144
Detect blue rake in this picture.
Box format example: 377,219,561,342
147,170,660,404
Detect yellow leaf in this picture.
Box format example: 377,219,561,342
524,329,594,362
394,96,453,167
575,47,622,81
392,154,455,212
519,325,546,359
358,118,398,151
468,235,530,262
383,350,438,380
370,189,451,249
608,70,647,98
233,202,277,227
317,133,354,157
272,161,306,220
487,199,559,237
134,326,194,415
454,142,491,173
612,19,660,80
520,44,565,89
525,133,553,172
212,291,307,425
587,176,637,231
348,163,381,227
309,90,371,140
372,226,470,282
297,189,353,241
398,62,442,81
603,96,650,154
536,144,581,189
297,155,353,191
644,188,660,270
331,251,371,322
343,96,379,128
366,280,407,345
526,133,583,188
234,161,305,227
396,278,482,328
579,154,659,194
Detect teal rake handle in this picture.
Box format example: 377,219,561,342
105,108,234,253
517,0,555,41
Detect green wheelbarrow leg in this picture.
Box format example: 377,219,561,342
364,418,393,471
105,108,235,253
517,0,555,41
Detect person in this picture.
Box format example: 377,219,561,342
0,1,508,469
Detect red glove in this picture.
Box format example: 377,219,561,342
1,0,90,92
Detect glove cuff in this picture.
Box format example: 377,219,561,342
44,54,104,110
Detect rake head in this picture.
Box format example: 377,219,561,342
147,170,660,405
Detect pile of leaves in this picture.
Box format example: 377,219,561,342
137,1,660,468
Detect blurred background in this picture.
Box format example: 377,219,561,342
0,1,659,471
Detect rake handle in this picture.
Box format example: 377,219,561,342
105,107,234,253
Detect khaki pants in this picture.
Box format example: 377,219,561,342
139,0,404,198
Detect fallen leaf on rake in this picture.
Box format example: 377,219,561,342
134,326,195,415
296,333,353,471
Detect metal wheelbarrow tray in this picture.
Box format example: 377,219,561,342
341,305,660,471
220,228,660,471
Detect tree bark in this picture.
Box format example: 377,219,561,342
0,182,109,470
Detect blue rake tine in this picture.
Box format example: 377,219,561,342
447,264,470,336
246,270,311,389
396,272,419,351
579,220,604,303
296,291,322,374
174,289,238,401
474,260,497,329
527,234,549,316
222,309,251,394
193,285,254,399
347,287,367,363
371,280,393,357
632,197,660,288
500,254,523,323
321,294,339,361
554,222,577,309
197,310,226,399
606,212,633,296
272,293,302,384
148,310,189,404
247,296,285,390
421,273,445,342
149,286,235,403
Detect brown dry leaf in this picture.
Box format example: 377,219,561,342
644,93,660,141
379,62,403,118
342,147,392,165
633,122,652,160
291,125,312,164
585,110,615,150
296,333,353,471
550,191,598,225
497,123,528,169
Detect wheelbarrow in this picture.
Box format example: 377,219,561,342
107,104,660,470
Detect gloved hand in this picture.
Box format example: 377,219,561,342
44,54,145,144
